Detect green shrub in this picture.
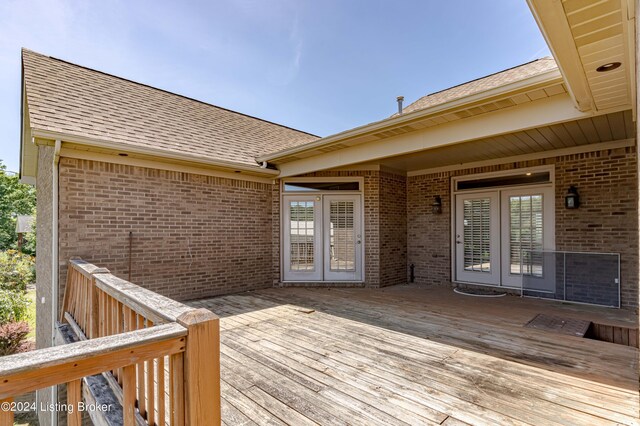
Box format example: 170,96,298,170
0,289,30,324
0,321,30,355
0,250,35,292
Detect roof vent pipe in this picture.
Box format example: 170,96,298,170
397,96,404,115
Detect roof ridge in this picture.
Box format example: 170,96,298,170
21,48,319,139
408,56,556,106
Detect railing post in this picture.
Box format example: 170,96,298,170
67,379,82,426
90,280,100,339
177,308,221,426
0,397,14,426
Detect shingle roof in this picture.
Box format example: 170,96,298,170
397,57,558,116
22,49,318,167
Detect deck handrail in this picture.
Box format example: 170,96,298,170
0,324,186,397
0,258,221,426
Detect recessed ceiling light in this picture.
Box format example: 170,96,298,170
596,62,621,72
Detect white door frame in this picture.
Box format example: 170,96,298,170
455,191,501,285
282,195,323,281
323,194,363,281
500,186,555,288
280,178,365,282
451,166,555,288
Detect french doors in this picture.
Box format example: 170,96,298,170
455,186,554,288
283,194,362,281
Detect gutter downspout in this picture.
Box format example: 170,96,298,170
50,139,61,426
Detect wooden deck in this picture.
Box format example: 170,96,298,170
189,285,639,426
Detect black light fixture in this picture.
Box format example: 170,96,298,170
596,62,621,72
565,186,580,209
432,196,442,214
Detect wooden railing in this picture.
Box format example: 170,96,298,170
0,258,221,426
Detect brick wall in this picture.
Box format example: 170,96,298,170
379,172,407,287
58,158,276,303
407,147,639,308
555,148,638,307
407,172,451,286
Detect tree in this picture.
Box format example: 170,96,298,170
0,161,36,254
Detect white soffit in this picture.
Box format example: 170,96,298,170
528,0,636,113
373,109,635,173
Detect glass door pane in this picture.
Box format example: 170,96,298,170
289,200,316,271
324,195,362,281
283,196,322,281
329,200,356,272
501,187,554,288
455,192,500,285
463,198,492,273
509,195,544,276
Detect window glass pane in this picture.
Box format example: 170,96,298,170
289,201,315,271
457,172,550,191
329,200,355,271
284,182,360,192
463,198,492,273
510,195,544,277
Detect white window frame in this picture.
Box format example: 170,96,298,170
280,177,365,283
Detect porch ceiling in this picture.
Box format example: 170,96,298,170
369,109,635,173
528,0,636,113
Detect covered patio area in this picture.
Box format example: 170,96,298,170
192,285,639,425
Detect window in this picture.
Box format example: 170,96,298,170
284,181,360,192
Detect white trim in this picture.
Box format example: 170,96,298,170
323,194,363,281
281,176,365,193
452,165,555,193
282,176,365,183
51,139,61,426
59,147,275,184
500,186,555,287
279,177,365,283
451,166,556,289
31,129,279,177
526,0,594,112
282,195,323,281
409,138,635,177
257,69,564,162
454,191,501,285
276,94,603,177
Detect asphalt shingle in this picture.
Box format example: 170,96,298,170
22,49,318,167
397,57,558,116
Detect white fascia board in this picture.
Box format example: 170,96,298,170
277,93,595,177
526,0,594,112
30,129,279,177
256,69,564,163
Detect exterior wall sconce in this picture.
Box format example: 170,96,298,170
432,196,443,214
565,186,580,209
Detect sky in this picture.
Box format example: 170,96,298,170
0,0,550,173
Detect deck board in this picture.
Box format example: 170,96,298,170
189,285,639,426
